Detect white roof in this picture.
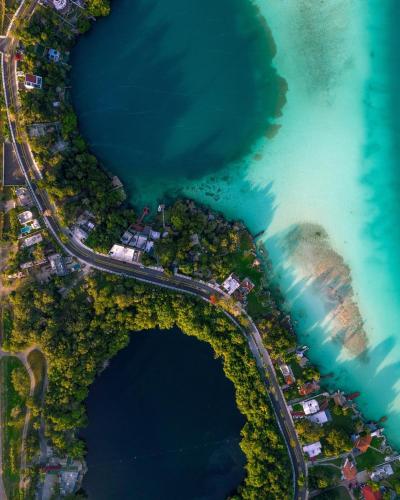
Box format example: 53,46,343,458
371,463,393,480
308,410,329,425
21,233,42,247
18,210,33,224
301,399,320,415
302,441,322,458
222,274,241,295
53,0,67,10
109,244,140,263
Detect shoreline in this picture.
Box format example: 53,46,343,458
4,0,399,497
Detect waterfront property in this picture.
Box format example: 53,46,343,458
24,74,42,90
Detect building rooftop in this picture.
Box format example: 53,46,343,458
307,409,331,425
109,244,141,264
301,399,320,416
21,232,42,248
17,210,33,224
25,74,42,89
302,441,322,458
222,273,241,295
354,434,372,454
342,458,357,481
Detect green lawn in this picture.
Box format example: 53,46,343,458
0,356,28,498
355,447,385,471
329,404,356,434
313,486,351,499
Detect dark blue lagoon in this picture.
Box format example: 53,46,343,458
71,0,283,204
82,328,246,500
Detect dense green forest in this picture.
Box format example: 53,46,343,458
8,274,291,498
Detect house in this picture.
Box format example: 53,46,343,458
17,210,33,224
302,441,322,459
24,74,42,90
279,364,295,386
222,274,241,295
16,187,32,207
361,485,383,500
341,458,357,481
49,254,67,276
121,230,133,245
21,233,42,248
354,434,372,454
73,226,88,242
301,399,320,415
370,463,393,481
299,380,320,396
307,410,331,425
109,244,141,264
240,278,255,294
51,0,69,11
48,48,60,62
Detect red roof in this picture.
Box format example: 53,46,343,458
25,74,37,83
362,485,382,500
342,459,357,481
355,434,372,453
299,381,319,396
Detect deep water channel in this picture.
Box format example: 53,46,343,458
81,328,245,500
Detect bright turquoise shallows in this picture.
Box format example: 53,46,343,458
72,0,400,448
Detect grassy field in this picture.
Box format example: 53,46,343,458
355,446,385,471
0,356,29,499
27,349,46,405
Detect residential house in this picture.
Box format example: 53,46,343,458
109,244,141,264
354,434,372,454
307,410,331,425
16,187,32,207
341,458,357,481
222,274,241,295
361,485,383,500
302,441,322,459
370,464,393,481
24,74,43,90
17,210,33,224
299,380,320,396
21,233,42,248
279,364,295,386
49,254,67,276
301,399,320,416
48,48,60,62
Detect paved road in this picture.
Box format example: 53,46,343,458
1,2,308,498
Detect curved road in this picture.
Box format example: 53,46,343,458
1,2,307,498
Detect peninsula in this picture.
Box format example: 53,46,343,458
0,1,398,500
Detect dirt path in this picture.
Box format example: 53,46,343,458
0,345,47,494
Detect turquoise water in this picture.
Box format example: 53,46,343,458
72,1,400,447
81,328,245,499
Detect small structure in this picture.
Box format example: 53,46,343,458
341,458,357,481
354,434,372,454
279,364,295,386
301,399,320,416
109,244,141,264
361,485,383,500
240,278,255,294
299,380,320,396
307,410,331,425
49,254,67,276
17,210,33,224
60,470,79,496
21,233,43,248
24,74,43,90
222,273,241,295
48,48,61,62
16,187,32,207
302,441,322,459
73,226,88,242
370,463,393,481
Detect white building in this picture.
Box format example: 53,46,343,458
109,244,141,264
24,74,42,90
21,233,42,248
308,410,331,425
301,399,320,416
302,442,322,458
222,274,241,295
371,464,393,481
17,210,33,224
